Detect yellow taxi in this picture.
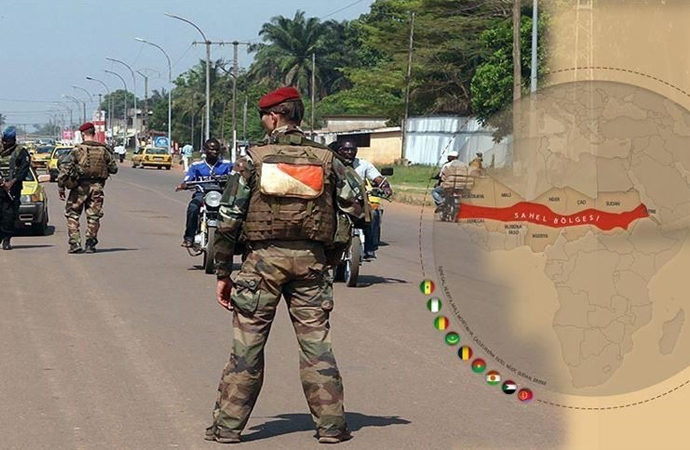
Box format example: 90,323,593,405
48,145,74,181
16,166,49,235
132,146,172,170
31,145,54,170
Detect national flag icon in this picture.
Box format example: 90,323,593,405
420,280,435,295
471,358,486,373
486,370,501,385
458,346,473,360
518,388,534,402
502,380,517,395
427,298,442,313
261,163,325,198
445,332,460,345
434,316,450,330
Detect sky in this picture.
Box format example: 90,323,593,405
0,0,375,129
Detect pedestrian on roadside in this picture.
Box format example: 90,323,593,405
182,142,193,172
0,127,31,250
206,86,365,444
57,122,118,254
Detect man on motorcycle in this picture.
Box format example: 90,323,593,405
336,139,392,259
176,138,232,247
432,150,467,212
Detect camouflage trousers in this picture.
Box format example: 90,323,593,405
212,240,348,437
65,181,104,245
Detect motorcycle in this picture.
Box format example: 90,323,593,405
335,186,392,287
182,176,227,274
440,188,463,222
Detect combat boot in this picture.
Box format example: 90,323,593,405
204,425,241,443
318,430,352,444
84,238,98,254
68,242,83,254
1,238,11,250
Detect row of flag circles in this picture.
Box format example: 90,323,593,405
421,280,533,402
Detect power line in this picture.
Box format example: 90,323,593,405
321,0,367,20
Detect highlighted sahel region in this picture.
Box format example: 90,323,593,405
458,202,649,231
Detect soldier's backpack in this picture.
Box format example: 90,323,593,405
75,143,110,180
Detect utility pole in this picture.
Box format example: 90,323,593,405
105,70,128,149
166,13,215,141
231,41,250,158
107,58,138,150
242,93,247,144
311,53,316,137
400,11,415,162
135,38,173,155
86,77,112,137
530,0,539,94
513,0,522,102
137,70,149,131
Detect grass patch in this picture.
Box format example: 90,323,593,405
386,164,438,190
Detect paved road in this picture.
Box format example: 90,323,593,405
0,165,565,449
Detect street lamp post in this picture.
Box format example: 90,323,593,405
107,57,138,151
72,85,93,123
53,102,73,132
165,13,210,140
105,70,128,150
63,94,85,124
86,76,113,134
135,38,173,155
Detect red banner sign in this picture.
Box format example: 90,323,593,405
458,202,649,231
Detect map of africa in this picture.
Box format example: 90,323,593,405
434,80,690,396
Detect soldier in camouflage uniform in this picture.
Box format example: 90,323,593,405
58,122,118,254
0,127,31,250
206,87,365,445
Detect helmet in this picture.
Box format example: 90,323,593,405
447,150,459,158
337,138,358,163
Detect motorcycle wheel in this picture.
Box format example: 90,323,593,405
203,227,216,274
345,236,361,287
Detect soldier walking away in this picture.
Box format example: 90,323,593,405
57,122,118,254
0,127,31,250
206,86,366,444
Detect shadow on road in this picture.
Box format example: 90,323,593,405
8,244,54,250
355,275,408,288
92,248,138,254
15,225,56,237
243,412,411,442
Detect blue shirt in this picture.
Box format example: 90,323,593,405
183,159,233,183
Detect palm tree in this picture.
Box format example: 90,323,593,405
250,11,327,97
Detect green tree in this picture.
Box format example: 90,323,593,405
470,4,547,139
100,90,137,120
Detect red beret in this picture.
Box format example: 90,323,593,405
79,122,95,132
258,86,301,109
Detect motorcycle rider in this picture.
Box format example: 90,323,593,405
336,139,392,259
432,150,468,212
176,138,232,248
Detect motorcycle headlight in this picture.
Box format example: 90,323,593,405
20,195,32,204
204,191,222,208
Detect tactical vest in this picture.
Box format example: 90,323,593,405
0,153,11,179
0,146,20,179
76,142,110,180
243,136,337,243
